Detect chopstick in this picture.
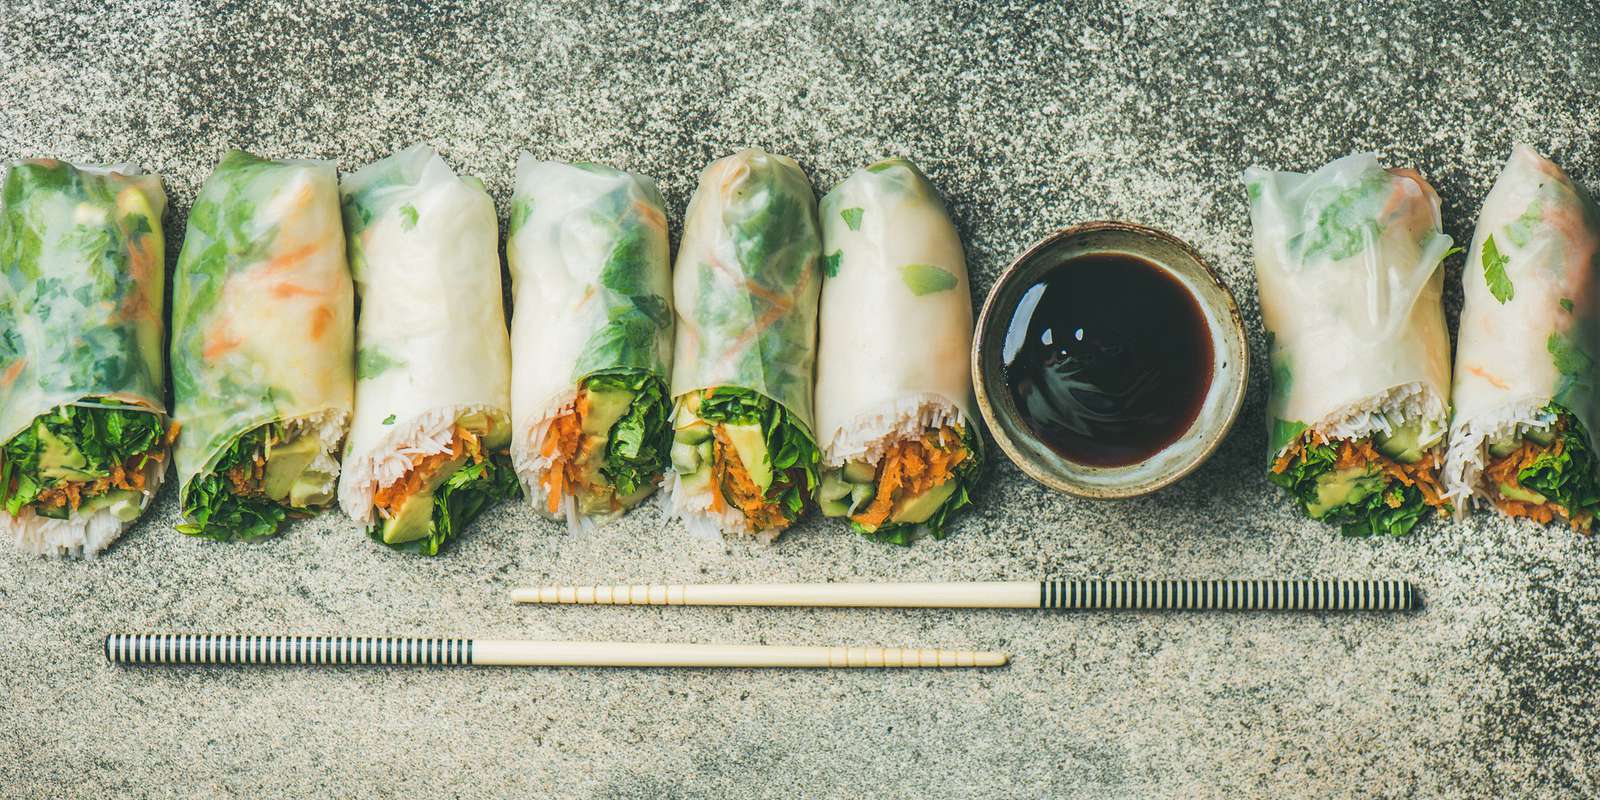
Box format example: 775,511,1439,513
103,633,1008,669
511,579,1418,612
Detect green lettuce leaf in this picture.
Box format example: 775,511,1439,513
175,424,288,542
1516,405,1600,521
585,370,670,497
1482,235,1514,303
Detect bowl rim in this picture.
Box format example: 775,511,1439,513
969,220,1249,499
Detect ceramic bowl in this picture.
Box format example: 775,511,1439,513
970,221,1248,499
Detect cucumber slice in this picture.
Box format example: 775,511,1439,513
848,483,875,515
1487,435,1520,459
819,497,850,517
1525,427,1556,446
670,441,701,475
817,472,852,502
842,461,877,484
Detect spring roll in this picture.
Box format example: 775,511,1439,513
0,160,172,557
336,145,517,555
666,148,823,541
1443,145,1600,528
171,151,355,542
1244,153,1454,536
508,157,673,532
813,157,981,544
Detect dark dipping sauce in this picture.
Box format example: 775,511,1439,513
1002,253,1213,467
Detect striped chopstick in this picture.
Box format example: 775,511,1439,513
103,633,1008,669
511,579,1418,612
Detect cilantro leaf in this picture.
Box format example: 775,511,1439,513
1482,235,1514,303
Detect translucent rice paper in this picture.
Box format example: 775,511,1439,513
171,151,355,501
814,157,975,462
1445,145,1600,495
1243,153,1454,454
336,145,512,522
507,156,673,434
671,148,822,432
0,160,168,443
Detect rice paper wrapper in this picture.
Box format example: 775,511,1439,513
0,160,169,443
171,151,355,500
814,157,976,462
671,148,822,433
1445,144,1600,495
507,156,673,430
1244,153,1453,457
336,145,512,521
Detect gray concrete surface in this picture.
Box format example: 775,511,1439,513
3,1,1598,796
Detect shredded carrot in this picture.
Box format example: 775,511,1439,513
1481,428,1591,531
262,243,318,275
1,359,24,387
711,426,788,530
851,426,969,529
1468,366,1510,391
539,399,587,513
372,426,484,516
308,306,334,340
271,282,319,299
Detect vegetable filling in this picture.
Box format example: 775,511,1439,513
1,403,173,522
1480,406,1600,530
178,420,339,542
671,387,819,534
539,372,670,518
368,422,520,556
1269,428,1448,536
817,425,978,545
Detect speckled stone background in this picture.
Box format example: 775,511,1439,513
2,1,1598,797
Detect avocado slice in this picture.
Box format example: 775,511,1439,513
1497,482,1548,504
36,423,94,481
382,488,436,544
1375,422,1424,464
890,479,961,525
262,435,322,502
819,497,850,517
675,421,711,445
288,465,336,508
378,452,470,543
722,422,771,491
581,387,635,438
456,410,511,449
1306,466,1385,518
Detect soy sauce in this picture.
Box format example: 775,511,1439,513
1002,253,1213,467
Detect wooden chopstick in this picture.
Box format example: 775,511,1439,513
511,579,1418,612
103,633,1008,669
